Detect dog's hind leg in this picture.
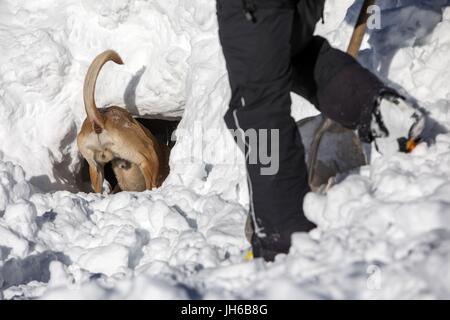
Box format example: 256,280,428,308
88,161,105,193
138,159,158,189
125,143,161,190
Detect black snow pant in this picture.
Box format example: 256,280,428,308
216,0,386,261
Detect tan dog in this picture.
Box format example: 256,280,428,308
77,50,169,193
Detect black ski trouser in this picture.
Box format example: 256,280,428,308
216,0,386,260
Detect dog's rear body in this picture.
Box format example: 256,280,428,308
77,50,169,193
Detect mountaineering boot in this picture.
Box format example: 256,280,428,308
370,91,425,156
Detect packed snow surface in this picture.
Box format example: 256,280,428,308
1,0,450,299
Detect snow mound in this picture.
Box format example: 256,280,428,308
0,157,248,298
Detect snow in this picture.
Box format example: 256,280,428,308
1,0,450,299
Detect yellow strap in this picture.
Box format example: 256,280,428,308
244,250,254,261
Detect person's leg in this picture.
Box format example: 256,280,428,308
307,38,425,153
290,0,385,142
216,0,315,261
313,38,387,142
292,34,423,151
290,0,325,106
291,0,424,154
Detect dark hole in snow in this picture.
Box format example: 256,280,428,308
135,117,180,150
78,117,180,193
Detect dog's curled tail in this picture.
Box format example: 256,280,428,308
83,50,124,133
